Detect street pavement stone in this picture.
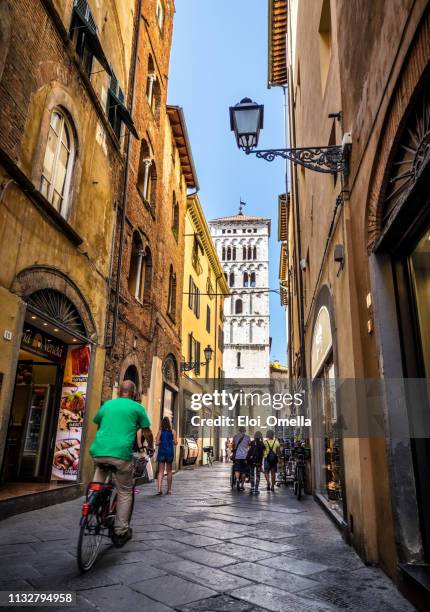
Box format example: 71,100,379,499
0,463,415,611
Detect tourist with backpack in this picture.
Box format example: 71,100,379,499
264,430,280,491
246,431,265,495
232,426,251,491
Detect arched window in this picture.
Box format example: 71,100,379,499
143,246,152,298
171,192,179,240
222,247,226,260
237,352,241,368
167,265,176,319
227,246,232,261
156,0,164,31
124,365,139,390
128,232,144,301
248,246,252,260
253,246,257,260
243,272,249,287
235,299,243,314
250,272,256,287
232,246,237,260
243,246,247,260
137,139,157,209
40,108,75,218
152,78,161,121
229,272,235,287
146,55,156,106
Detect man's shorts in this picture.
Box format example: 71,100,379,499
234,458,249,474
264,458,278,473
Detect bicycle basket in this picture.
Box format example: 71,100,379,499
132,456,148,478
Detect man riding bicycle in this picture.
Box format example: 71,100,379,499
89,380,154,547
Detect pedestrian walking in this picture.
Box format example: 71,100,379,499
232,426,251,491
246,431,265,494
155,416,177,495
225,437,233,462
263,430,280,492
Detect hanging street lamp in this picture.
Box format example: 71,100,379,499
229,98,351,175
181,344,214,373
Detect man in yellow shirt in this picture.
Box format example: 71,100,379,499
263,430,280,491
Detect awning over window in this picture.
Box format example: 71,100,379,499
108,89,139,138
72,2,112,76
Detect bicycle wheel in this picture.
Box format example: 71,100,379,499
77,510,103,572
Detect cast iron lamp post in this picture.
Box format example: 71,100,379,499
229,98,351,175
181,344,214,373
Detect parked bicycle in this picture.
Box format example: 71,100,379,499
203,445,214,466
293,446,305,500
77,454,147,571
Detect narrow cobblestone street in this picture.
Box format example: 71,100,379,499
0,464,415,611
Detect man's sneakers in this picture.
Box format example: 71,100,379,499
112,528,133,548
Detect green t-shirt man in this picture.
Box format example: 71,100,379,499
90,398,151,461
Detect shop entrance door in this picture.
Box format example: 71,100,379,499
393,224,430,560
1,356,62,483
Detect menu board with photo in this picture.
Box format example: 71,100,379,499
51,345,91,481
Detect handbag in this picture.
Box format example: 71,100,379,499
132,454,148,479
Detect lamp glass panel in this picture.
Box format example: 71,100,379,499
234,107,260,136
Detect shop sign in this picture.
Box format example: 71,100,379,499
21,324,67,365
51,345,91,482
311,306,332,379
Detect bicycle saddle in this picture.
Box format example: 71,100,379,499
99,463,118,472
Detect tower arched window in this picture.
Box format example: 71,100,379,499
243,246,247,260
146,55,156,106
250,272,256,287
253,246,257,259
40,108,75,219
229,272,235,287
232,246,236,260
237,352,241,368
243,272,249,287
222,247,226,260
235,299,243,314
227,246,232,261
248,246,252,260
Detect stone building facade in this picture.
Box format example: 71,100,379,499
0,0,138,514
180,194,229,465
276,0,430,605
209,214,271,380
102,0,199,445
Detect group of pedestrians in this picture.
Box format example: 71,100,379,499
232,426,280,495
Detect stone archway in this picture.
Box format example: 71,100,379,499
366,9,430,250
11,266,97,341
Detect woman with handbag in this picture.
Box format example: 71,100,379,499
155,416,177,495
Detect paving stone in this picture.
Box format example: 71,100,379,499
177,547,237,568
162,559,253,592
231,583,336,612
258,555,329,575
230,536,299,553
148,539,202,554
138,548,183,566
283,547,363,571
28,570,119,591
105,562,166,585
303,584,397,611
168,532,222,547
225,561,318,592
176,593,266,611
206,542,275,562
81,584,173,612
132,574,217,606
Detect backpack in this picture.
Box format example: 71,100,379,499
246,441,262,466
266,441,278,465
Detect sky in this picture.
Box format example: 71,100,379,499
168,0,287,364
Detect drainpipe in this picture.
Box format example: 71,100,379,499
105,0,142,349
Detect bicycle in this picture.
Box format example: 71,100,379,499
77,454,147,572
203,446,214,466
293,447,305,500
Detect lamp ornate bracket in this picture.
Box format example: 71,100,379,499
245,145,347,175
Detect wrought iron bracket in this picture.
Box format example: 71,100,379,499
181,361,208,372
245,145,347,174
